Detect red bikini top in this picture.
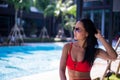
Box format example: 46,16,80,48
66,43,91,72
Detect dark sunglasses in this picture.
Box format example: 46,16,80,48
73,27,81,32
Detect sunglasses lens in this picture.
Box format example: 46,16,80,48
76,28,79,31
73,27,80,32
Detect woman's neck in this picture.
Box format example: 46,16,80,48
77,40,86,48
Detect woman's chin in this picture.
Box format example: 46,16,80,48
74,38,77,41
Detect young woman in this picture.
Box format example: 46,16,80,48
59,19,117,80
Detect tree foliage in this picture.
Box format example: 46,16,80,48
33,0,50,13
44,3,56,17
7,0,32,10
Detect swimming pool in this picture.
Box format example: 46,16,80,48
0,43,64,80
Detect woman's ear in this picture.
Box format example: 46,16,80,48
86,32,88,37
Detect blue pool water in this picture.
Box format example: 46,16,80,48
0,43,64,80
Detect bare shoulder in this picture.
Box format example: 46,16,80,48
96,48,106,53
62,43,72,54
96,48,108,60
63,43,71,49
60,43,72,60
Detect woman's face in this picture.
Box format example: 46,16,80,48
74,21,88,41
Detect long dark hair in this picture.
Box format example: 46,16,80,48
80,19,98,66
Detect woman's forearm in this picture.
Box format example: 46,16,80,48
98,36,117,60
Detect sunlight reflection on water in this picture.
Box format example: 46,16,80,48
0,43,64,80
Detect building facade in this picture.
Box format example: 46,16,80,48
81,0,120,39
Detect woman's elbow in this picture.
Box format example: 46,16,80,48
110,53,118,61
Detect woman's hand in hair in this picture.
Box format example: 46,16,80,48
95,30,103,40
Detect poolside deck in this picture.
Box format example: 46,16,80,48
12,70,60,80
